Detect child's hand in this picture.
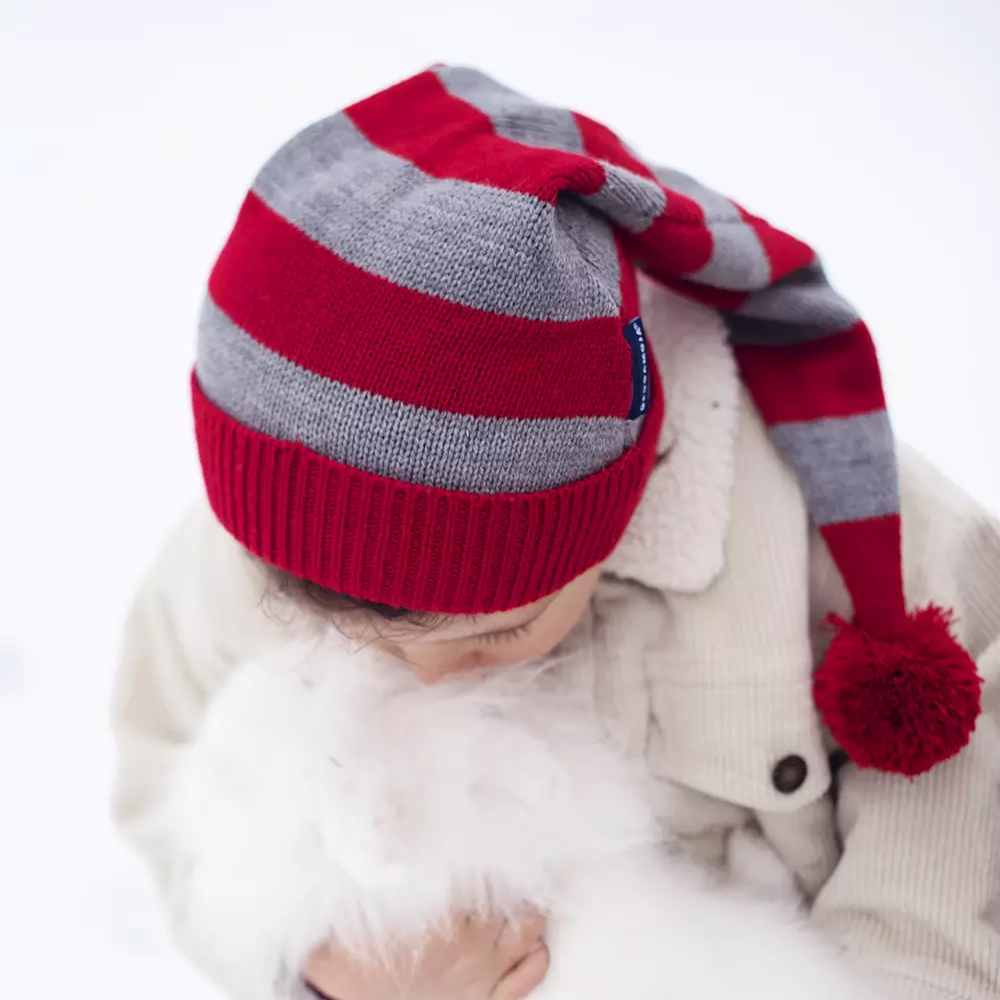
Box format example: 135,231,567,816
305,909,550,1000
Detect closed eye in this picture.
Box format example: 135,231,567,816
478,622,533,646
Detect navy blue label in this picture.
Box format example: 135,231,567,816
622,317,650,420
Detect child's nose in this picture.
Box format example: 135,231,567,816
407,657,462,685
380,642,457,684
398,646,491,684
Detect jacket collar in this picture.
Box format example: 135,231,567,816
604,278,742,593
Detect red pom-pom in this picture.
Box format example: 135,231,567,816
813,605,983,777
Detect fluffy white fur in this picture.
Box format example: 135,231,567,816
166,632,877,1000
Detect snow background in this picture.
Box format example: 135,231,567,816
1,1,998,996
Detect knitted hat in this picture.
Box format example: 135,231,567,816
194,65,981,775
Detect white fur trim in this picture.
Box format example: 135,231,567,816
604,277,741,593
166,636,658,998
166,636,875,1000
726,828,804,902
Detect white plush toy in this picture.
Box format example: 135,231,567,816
167,631,877,1000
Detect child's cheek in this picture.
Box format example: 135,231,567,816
502,608,586,666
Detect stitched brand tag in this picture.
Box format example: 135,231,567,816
623,317,650,420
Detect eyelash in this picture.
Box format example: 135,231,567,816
480,623,532,646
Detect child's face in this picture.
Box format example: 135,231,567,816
359,565,602,684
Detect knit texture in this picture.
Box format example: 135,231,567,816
194,65,903,619
193,378,657,615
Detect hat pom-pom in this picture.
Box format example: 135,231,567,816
813,606,983,777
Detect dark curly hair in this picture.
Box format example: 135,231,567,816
262,563,447,631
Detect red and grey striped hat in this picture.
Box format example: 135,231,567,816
194,65,980,775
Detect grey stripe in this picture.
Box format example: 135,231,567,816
726,266,859,344
727,263,859,344
197,299,640,495
653,165,771,291
254,113,620,322
582,163,667,234
725,314,838,345
653,165,735,220
770,412,899,526
434,65,584,153
694,220,771,291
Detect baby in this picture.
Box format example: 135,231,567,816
112,65,1000,1000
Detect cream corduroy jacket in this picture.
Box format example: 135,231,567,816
112,281,1000,1000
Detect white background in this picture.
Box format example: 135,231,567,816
1,1,998,996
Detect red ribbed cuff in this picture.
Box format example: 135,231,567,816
192,370,662,614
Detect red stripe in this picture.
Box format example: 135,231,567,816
573,113,659,180
734,322,887,423
623,212,715,279
736,206,815,282
209,192,633,420
617,240,640,322
821,517,906,633
346,71,605,202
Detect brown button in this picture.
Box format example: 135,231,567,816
772,754,808,794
